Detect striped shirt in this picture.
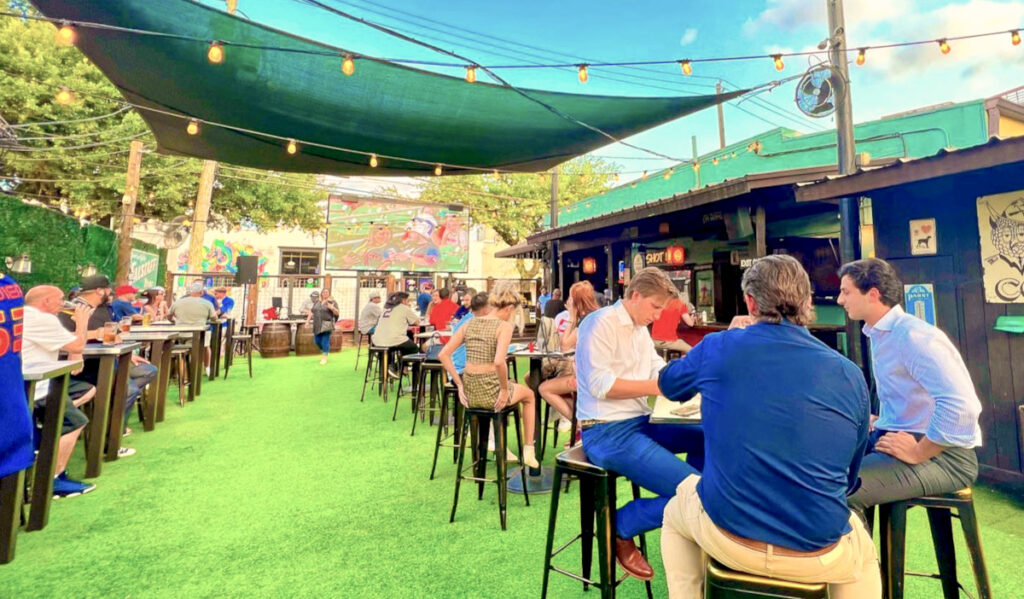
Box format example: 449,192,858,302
864,305,982,448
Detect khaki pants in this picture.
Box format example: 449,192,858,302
653,339,692,354
661,475,881,599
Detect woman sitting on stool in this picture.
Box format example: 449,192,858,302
539,281,598,432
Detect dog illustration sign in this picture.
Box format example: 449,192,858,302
909,218,936,256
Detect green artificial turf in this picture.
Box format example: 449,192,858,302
4,353,1023,598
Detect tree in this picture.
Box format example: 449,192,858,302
412,157,618,278
0,4,326,232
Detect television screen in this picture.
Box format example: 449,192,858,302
769,237,841,301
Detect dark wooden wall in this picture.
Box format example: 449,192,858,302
871,166,1024,482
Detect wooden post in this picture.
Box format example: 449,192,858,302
754,206,767,258
115,140,144,284
245,283,259,326
716,80,726,149
187,160,218,278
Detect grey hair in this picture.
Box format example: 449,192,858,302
740,254,815,326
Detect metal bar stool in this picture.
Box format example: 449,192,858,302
392,353,426,420
411,361,445,436
170,345,192,407
360,346,385,403
224,328,253,380
353,331,370,371
450,404,528,531
870,488,992,599
430,382,464,480
704,559,828,599
542,444,653,599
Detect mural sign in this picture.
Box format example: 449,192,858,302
978,190,1024,303
176,239,268,275
325,196,468,272
129,248,159,290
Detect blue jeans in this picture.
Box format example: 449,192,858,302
314,331,332,355
581,415,704,538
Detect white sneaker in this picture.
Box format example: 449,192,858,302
557,417,572,433
505,448,519,463
319,357,327,365
117,447,136,458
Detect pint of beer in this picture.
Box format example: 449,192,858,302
119,317,132,334
142,312,152,326
102,322,119,345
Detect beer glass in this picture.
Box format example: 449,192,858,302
119,317,132,334
102,322,119,345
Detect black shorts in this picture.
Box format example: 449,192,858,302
34,379,92,435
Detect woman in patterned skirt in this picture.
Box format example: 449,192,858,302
439,281,540,468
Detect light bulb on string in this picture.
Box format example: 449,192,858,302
434,164,443,176
55,22,76,46
1012,30,1021,46
492,169,500,177
938,39,951,54
577,64,588,83
856,48,866,66
613,173,620,182
465,66,476,83
342,54,355,76
186,119,200,136
55,87,74,106
663,168,673,180
226,0,238,14
712,157,719,165
207,41,224,64
286,139,298,155
680,60,692,76
369,154,378,168
693,162,701,172
641,170,648,180
772,54,784,71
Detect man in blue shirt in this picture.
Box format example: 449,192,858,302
0,273,34,482
213,287,235,318
416,282,433,317
838,258,982,512
111,284,142,321
658,255,880,598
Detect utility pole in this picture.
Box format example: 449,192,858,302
716,80,726,149
548,167,560,292
827,0,865,366
187,160,218,278
115,140,143,284
691,136,700,187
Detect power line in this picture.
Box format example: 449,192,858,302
7,105,132,129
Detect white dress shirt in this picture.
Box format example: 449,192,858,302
864,304,982,448
575,300,666,421
22,305,76,400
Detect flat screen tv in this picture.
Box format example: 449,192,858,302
768,237,841,301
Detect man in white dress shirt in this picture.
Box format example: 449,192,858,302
575,267,704,582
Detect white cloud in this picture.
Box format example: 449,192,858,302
743,0,914,36
680,28,699,46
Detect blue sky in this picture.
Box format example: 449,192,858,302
201,0,1024,183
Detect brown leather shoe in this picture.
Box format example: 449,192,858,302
615,537,655,581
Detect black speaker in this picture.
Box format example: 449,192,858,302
236,255,258,285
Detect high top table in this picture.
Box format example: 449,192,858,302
122,330,188,430
130,324,208,401
80,342,141,477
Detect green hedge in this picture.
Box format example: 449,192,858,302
0,197,166,291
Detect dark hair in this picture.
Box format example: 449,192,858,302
438,287,450,300
838,258,903,307
470,292,489,312
385,292,409,309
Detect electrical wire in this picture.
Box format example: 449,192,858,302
7,105,132,129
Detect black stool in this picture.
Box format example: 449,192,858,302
411,361,444,436
360,346,385,402
542,444,653,599
353,331,368,371
224,329,253,379
170,345,192,407
450,404,528,530
705,559,828,599
872,488,992,599
392,353,426,419
430,382,463,480
542,392,578,452
506,355,519,383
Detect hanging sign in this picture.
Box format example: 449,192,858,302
645,245,686,267
582,257,598,274
978,190,1024,303
617,260,625,284
909,218,937,256
904,284,936,326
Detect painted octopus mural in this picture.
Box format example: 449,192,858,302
177,239,268,274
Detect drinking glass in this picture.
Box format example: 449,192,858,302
102,322,119,345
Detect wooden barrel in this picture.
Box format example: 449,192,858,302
329,328,345,353
295,323,319,356
260,322,291,358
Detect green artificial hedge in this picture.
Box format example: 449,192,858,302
0,197,166,292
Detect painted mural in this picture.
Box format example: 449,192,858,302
978,189,1024,303
325,196,469,272
176,239,268,274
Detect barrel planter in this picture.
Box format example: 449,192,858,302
329,328,345,353
295,323,319,356
259,322,291,358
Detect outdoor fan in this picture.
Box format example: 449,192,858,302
794,65,840,118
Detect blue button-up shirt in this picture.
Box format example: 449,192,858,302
659,320,870,551
451,312,473,374
864,305,982,448
110,299,139,321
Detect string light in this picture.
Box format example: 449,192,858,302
465,66,476,83
434,164,442,176
613,173,620,182
856,48,866,66
55,87,74,105
55,22,76,46
369,153,378,167
641,170,648,180
577,64,588,83
286,139,298,154
207,41,224,64
226,0,238,15
938,39,951,54
663,168,673,180
772,54,784,71
1012,30,1021,46
186,119,200,135
712,157,719,165
680,60,692,76
341,54,355,76
693,162,701,172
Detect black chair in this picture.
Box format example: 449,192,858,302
410,361,445,436
704,559,828,599
430,382,463,480
542,444,653,599
870,488,992,599
224,328,253,380
449,404,528,531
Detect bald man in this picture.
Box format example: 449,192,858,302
22,285,98,497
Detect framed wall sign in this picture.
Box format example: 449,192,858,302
909,218,937,256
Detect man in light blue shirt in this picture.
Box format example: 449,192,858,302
838,258,982,511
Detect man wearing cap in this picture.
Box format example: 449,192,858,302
358,291,382,338
299,291,319,318
111,284,143,322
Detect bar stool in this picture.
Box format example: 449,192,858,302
354,331,372,371
397,353,426,402
704,559,828,599
411,361,445,436
170,345,192,407
506,355,519,383
542,444,653,599
872,488,992,599
542,392,578,451
450,404,528,531
224,329,253,379
360,346,386,403
430,382,463,480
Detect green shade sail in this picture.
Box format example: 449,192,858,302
32,0,744,176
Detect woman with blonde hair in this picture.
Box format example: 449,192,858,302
439,282,540,468
539,281,599,429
